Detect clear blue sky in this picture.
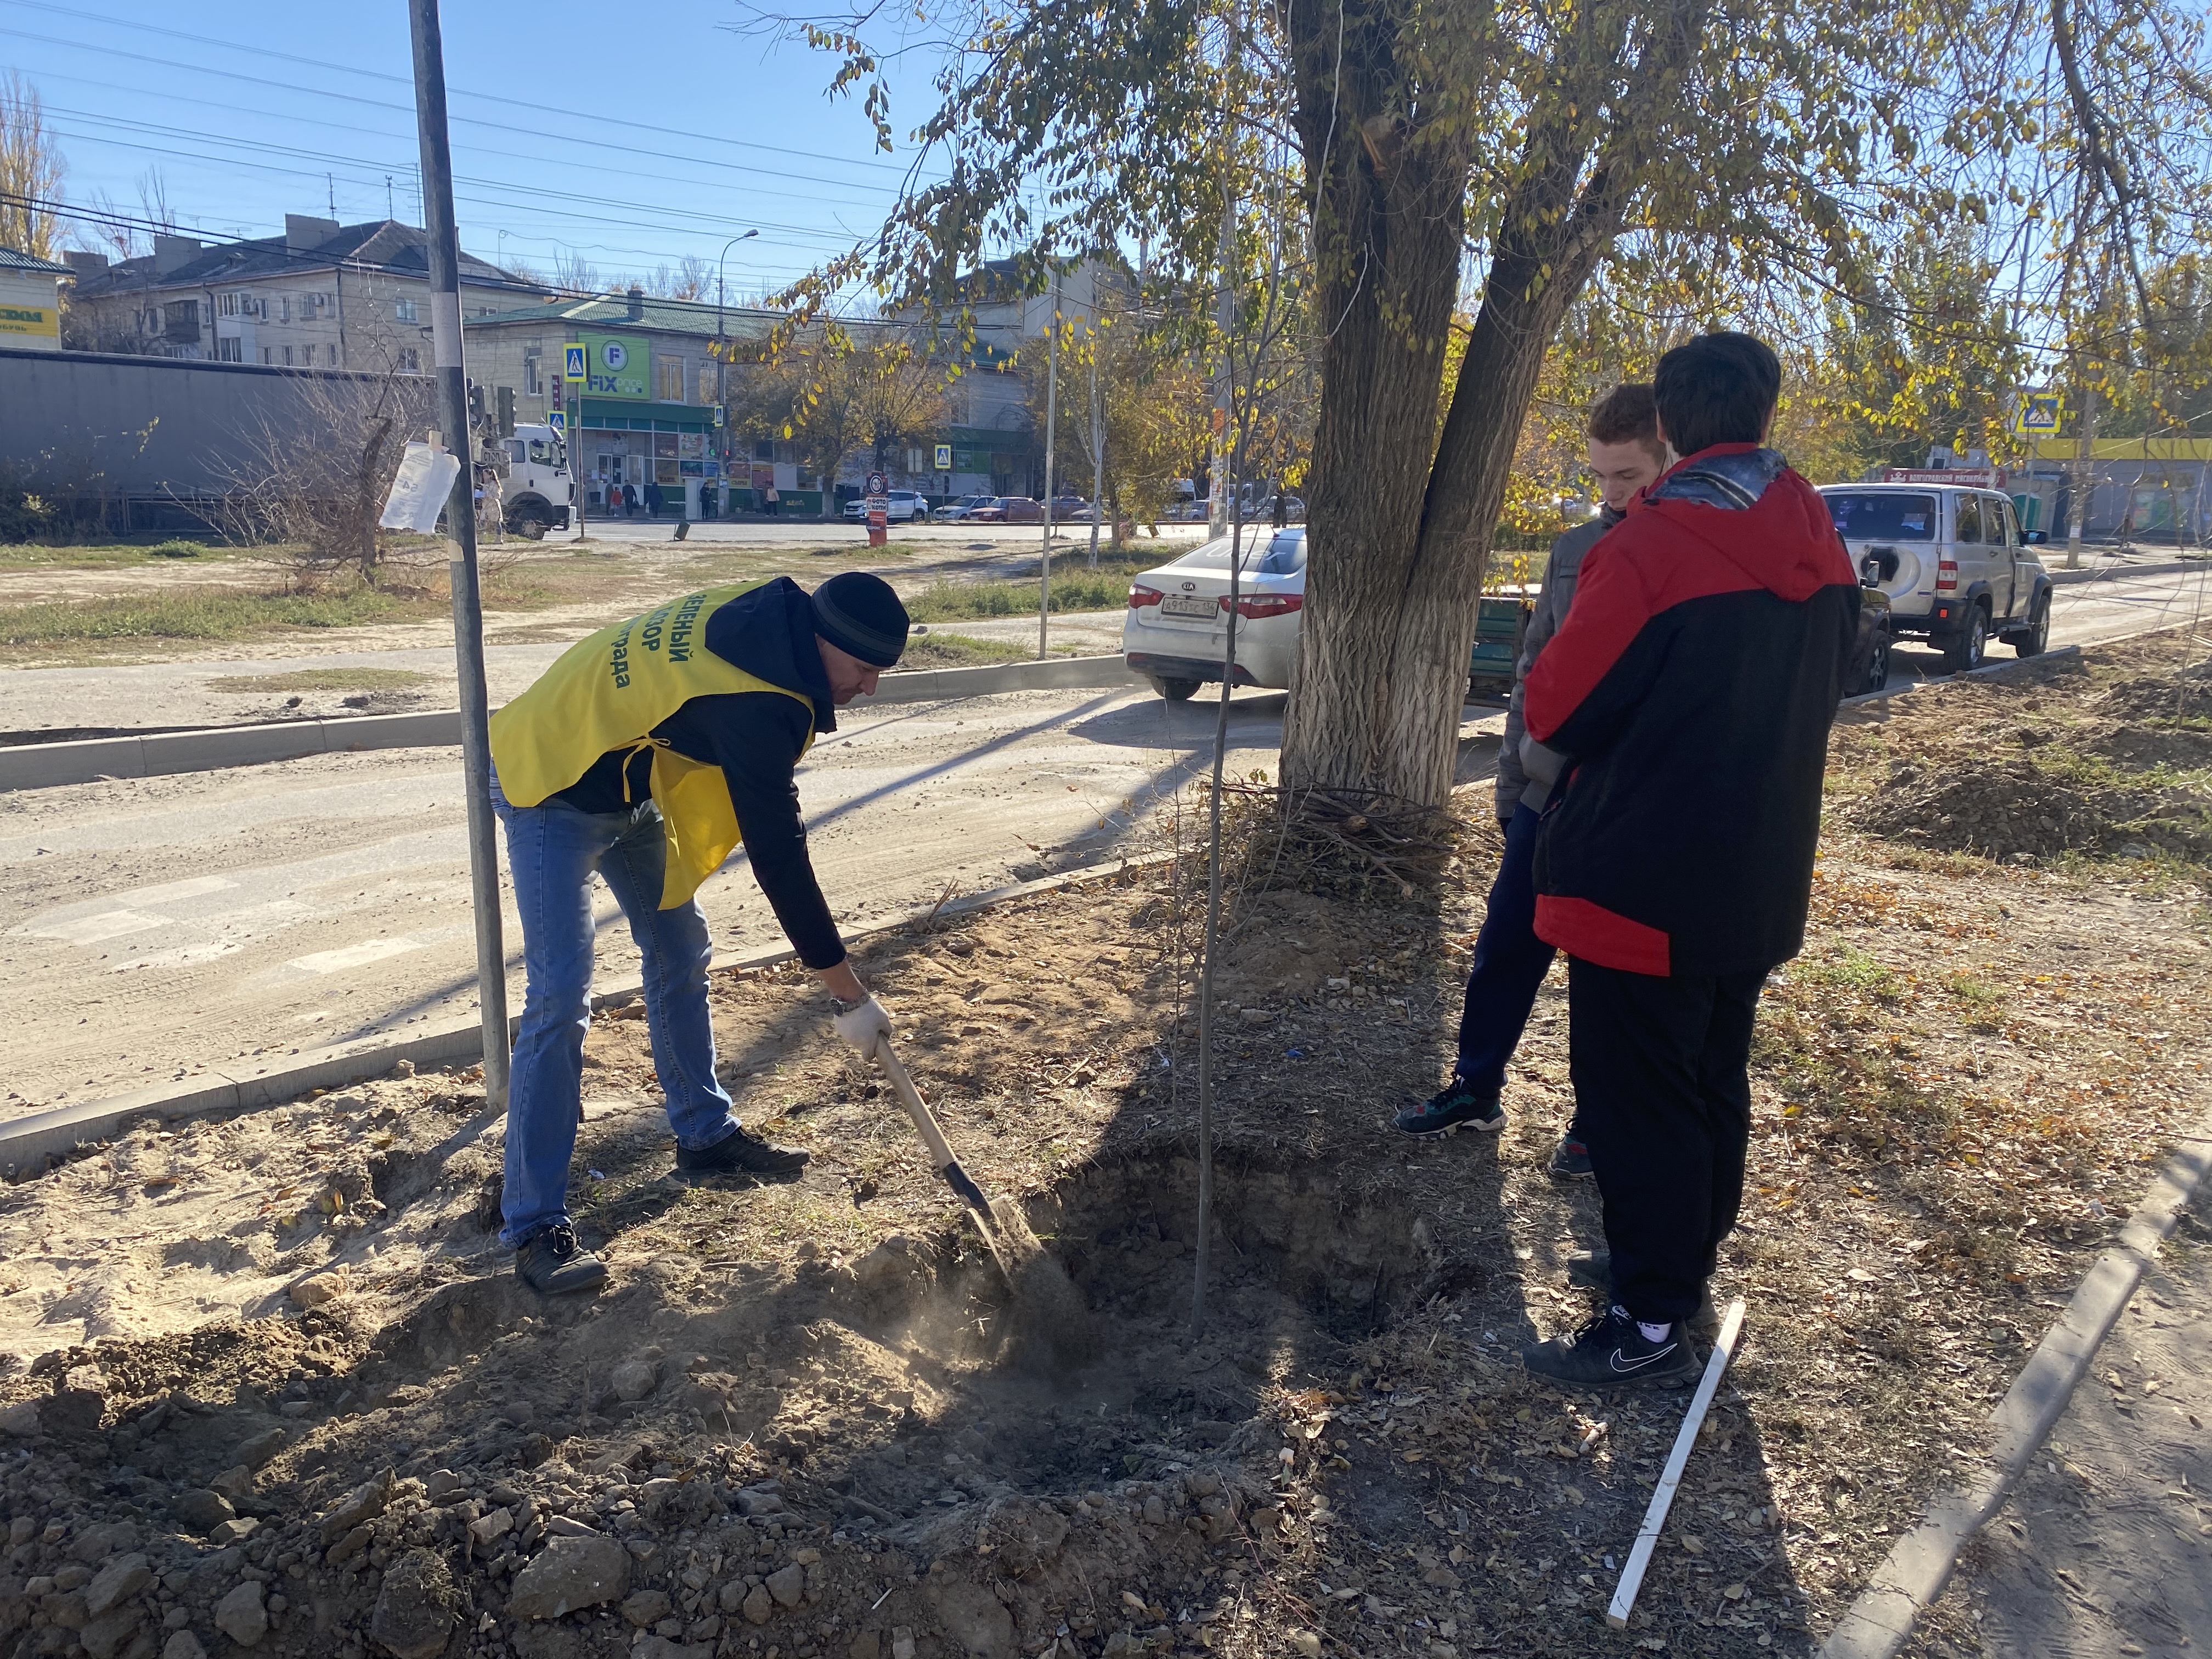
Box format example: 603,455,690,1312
5,0,940,300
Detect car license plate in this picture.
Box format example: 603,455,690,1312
1159,593,1218,620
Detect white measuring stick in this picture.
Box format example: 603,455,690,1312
1606,1297,1749,1630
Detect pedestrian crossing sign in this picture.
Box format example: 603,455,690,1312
547,411,565,436
564,345,586,381
2013,391,2063,436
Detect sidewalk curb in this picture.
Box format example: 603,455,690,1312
0,851,1176,1179
1816,1106,2212,1659
0,656,1147,792
2047,554,2205,585
1839,644,2081,711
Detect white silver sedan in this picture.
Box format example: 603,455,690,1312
1120,528,1307,700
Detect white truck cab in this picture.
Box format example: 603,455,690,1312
498,424,573,539
1819,479,2053,672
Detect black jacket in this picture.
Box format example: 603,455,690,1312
557,578,844,968
1523,448,1858,978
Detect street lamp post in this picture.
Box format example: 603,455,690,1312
715,230,760,504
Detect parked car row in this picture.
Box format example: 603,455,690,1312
1118,479,2052,703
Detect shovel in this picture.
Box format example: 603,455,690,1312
873,1034,997,1231
871,1033,1097,1365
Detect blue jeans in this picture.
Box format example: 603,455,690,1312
490,769,741,1247
1453,803,1563,1106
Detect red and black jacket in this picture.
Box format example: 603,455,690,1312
1522,445,1858,978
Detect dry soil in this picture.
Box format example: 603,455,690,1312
2,634,2208,1659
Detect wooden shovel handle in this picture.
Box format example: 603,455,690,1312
873,1036,961,1175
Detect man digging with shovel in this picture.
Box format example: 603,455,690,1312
486,573,909,1295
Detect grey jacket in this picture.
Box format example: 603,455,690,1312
1496,505,1624,820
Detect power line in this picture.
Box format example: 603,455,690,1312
26,189,831,309
23,69,907,211
41,113,870,251
0,1,915,177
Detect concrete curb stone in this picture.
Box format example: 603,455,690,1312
1815,1107,2212,1659
0,852,1178,1178
1839,642,2081,710
0,656,1146,792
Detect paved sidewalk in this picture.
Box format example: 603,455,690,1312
1945,1183,2212,1658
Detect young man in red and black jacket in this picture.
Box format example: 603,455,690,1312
1516,332,1859,1387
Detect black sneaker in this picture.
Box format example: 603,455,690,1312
1563,1252,1720,1339
1522,1304,1700,1389
1548,1132,1594,1180
676,1125,810,1178
515,1222,607,1296
1394,1077,1505,1137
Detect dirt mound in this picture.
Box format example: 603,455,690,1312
1852,755,2212,860
2088,721,2212,771
2093,665,2212,725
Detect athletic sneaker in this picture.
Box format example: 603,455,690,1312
1564,1252,1721,1341
1394,1077,1505,1137
1548,1132,1594,1180
1522,1304,1700,1389
515,1222,607,1296
676,1125,810,1178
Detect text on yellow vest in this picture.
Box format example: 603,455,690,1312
489,582,816,909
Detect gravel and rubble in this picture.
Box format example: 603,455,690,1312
3,631,2208,1659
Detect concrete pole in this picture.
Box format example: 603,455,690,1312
408,0,510,1112
1038,273,1060,660
1088,339,1104,565
2068,367,2097,571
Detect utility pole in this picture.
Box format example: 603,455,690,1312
2068,366,2097,571
1208,153,1235,536
715,229,759,511
1087,337,1104,566
408,0,510,1112
1038,270,1060,659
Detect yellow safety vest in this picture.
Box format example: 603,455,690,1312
489,582,816,909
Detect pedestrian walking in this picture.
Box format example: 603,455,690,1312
764,482,781,517
1397,384,1667,1185
1515,332,1859,1387
645,479,664,517
486,573,912,1294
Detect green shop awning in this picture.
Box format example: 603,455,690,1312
577,398,717,433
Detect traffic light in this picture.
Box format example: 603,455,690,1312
467,380,486,424
496,385,516,436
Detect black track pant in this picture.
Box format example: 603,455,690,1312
1567,958,1767,1325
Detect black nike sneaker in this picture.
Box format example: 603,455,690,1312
515,1221,607,1296
1394,1077,1505,1137
1522,1304,1700,1388
676,1126,810,1178
1564,1252,1721,1340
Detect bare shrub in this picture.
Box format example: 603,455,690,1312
210,367,434,586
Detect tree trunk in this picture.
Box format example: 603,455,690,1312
1278,0,1475,806
1279,0,1702,810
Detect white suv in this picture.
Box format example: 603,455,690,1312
1820,483,2053,672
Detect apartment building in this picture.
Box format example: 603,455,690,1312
63,214,545,369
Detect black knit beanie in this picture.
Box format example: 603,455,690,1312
810,572,910,669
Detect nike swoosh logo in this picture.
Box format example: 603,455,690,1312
1610,1345,1678,1373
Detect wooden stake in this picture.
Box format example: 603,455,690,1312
1606,1297,1749,1631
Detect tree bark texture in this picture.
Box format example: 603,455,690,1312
1277,0,1475,805
1279,0,1709,810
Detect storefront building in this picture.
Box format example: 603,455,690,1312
463,290,817,518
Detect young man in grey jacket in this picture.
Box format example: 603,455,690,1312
1397,384,1667,1158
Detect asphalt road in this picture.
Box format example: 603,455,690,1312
2,555,2202,1120
0,684,1327,1118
